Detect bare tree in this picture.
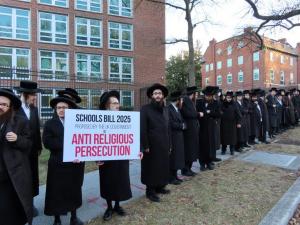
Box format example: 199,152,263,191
140,0,212,86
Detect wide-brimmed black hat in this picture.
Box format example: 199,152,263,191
57,88,81,103
243,90,250,95
285,91,291,96
14,81,42,93
269,87,277,92
250,88,261,97
50,94,78,109
225,91,234,97
235,91,243,96
203,86,218,95
99,90,120,110
290,88,297,93
186,86,198,95
260,89,266,96
0,88,21,109
169,90,182,101
146,83,168,98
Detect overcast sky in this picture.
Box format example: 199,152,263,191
165,0,300,58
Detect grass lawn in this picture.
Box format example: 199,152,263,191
88,160,297,225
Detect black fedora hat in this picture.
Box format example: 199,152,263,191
225,91,234,97
0,88,21,109
14,81,42,93
57,88,81,103
169,90,182,101
235,91,243,96
50,94,78,109
146,83,168,98
243,90,250,95
269,87,277,92
186,86,198,95
99,90,120,110
203,86,218,95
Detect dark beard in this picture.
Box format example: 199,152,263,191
0,109,13,125
151,99,164,111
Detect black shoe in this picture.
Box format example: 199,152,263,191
175,177,183,183
182,170,194,176
207,163,215,170
103,208,113,221
200,165,207,171
146,193,160,202
169,179,181,185
53,222,62,225
70,217,84,225
189,169,197,176
221,151,226,155
264,141,270,144
33,206,39,218
230,151,234,155
213,158,222,162
244,144,251,148
113,206,126,216
248,141,255,145
235,148,243,153
156,188,170,194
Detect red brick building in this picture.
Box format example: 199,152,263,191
201,28,300,92
0,0,165,120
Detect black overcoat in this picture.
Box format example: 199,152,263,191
236,100,248,143
266,95,278,128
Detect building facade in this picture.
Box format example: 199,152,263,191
201,28,300,92
0,0,165,121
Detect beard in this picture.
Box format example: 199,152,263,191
0,108,13,124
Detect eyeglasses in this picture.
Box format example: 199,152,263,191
0,103,10,108
56,106,69,110
110,102,120,105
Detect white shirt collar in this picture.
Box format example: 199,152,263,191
21,102,30,119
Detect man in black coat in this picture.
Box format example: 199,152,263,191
291,89,300,125
196,86,221,171
168,91,185,185
258,90,270,144
266,88,278,138
14,81,42,216
275,91,284,133
0,88,33,225
235,91,248,151
180,86,199,176
248,90,263,145
242,90,251,148
141,83,171,202
220,91,242,155
43,95,84,225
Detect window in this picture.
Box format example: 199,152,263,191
39,50,68,80
75,17,102,47
205,77,209,85
227,58,232,67
238,56,243,65
109,56,133,83
280,71,285,85
40,89,55,119
39,12,68,44
253,52,259,61
109,0,132,17
238,71,243,82
280,55,285,64
270,69,274,83
216,48,222,55
0,47,30,79
217,75,222,86
290,73,294,84
109,22,133,50
76,53,102,81
39,0,68,7
253,68,259,81
0,6,30,40
76,0,101,12
210,63,213,71
270,52,274,62
290,57,294,66
238,41,244,48
217,61,222,70
77,89,103,108
120,90,133,108
205,64,209,72
227,73,232,84
227,45,232,55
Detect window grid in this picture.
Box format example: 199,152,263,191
76,17,102,47
76,53,102,82
109,22,133,50
227,73,232,84
76,0,101,13
238,71,243,82
109,56,133,83
253,68,259,81
109,0,132,17
39,0,68,8
217,75,222,86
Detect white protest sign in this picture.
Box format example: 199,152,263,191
63,109,140,162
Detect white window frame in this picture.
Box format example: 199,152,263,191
270,69,275,84
120,90,134,108
270,52,274,62
205,64,209,72
280,71,285,85
75,53,103,82
108,0,133,17
75,17,102,48
227,73,232,84
290,57,293,66
290,72,294,84
0,6,31,41
238,56,243,65
253,68,259,81
108,22,133,51
39,0,69,8
0,47,31,80
205,77,209,85
227,58,232,67
253,52,259,61
227,45,232,55
75,0,102,13
109,56,134,83
238,41,244,48
280,55,285,64
39,50,69,81
39,12,68,44
238,70,243,83
217,75,222,86
210,63,213,71
217,61,222,70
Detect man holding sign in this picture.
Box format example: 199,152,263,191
141,83,171,202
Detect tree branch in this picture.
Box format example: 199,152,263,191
146,0,186,11
164,39,189,44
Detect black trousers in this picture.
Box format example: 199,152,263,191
0,178,27,225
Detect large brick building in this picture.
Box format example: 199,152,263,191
0,0,165,120
201,28,300,92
